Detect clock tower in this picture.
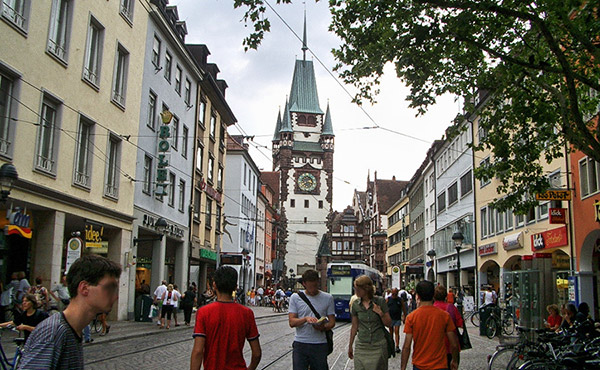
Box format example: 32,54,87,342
272,15,334,280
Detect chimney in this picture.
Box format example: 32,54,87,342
216,79,228,97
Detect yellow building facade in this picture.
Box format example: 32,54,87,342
385,194,410,288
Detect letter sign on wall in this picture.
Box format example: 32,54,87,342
155,110,172,196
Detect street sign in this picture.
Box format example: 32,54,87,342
535,190,571,201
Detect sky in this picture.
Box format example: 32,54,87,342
171,0,460,211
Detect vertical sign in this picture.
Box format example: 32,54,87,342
391,265,400,289
65,237,82,273
155,110,172,197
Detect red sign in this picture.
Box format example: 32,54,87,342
478,242,497,256
205,184,222,202
531,226,568,251
549,208,566,224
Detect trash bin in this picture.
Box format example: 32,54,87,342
135,294,153,322
480,305,491,336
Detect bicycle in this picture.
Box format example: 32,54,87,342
464,309,480,327
0,326,25,370
90,313,103,334
486,306,515,338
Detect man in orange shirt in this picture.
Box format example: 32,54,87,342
401,281,459,370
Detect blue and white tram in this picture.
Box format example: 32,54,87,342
326,262,384,320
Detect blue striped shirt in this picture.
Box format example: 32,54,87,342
17,312,83,369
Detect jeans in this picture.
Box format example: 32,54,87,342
83,325,91,342
292,341,329,370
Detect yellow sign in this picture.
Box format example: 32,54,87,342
535,190,572,201
594,200,600,222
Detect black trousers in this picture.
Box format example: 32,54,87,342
183,305,193,323
161,304,174,320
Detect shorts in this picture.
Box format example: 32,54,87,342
391,319,403,327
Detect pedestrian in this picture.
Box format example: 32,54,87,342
446,288,455,305
386,287,406,354
257,286,264,306
250,287,256,306
384,288,392,300
17,254,122,370
153,280,167,326
98,312,110,336
190,266,261,370
16,271,30,310
545,304,561,332
49,275,71,311
181,285,197,326
348,275,392,370
172,284,182,326
29,277,50,312
400,280,459,370
289,269,335,370
433,284,463,369
0,293,48,342
159,284,177,329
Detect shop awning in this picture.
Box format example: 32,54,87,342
5,225,32,239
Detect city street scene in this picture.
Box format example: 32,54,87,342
0,0,599,369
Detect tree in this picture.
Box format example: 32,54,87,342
236,0,600,213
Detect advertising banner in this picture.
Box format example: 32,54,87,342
531,226,568,251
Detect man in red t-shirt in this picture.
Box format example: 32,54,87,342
190,266,262,370
401,281,458,370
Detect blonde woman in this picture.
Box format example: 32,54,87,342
348,275,392,370
160,284,177,329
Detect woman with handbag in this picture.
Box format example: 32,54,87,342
348,275,393,370
433,285,464,368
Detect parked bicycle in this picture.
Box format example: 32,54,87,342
486,306,515,338
0,326,25,370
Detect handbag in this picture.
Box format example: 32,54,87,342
297,292,334,355
457,326,472,350
374,300,396,358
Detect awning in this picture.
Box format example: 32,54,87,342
5,225,32,239
503,232,523,251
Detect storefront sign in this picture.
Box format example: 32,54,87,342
594,200,600,223
220,253,243,265
405,264,424,275
155,110,172,197
531,226,568,251
85,222,108,253
503,232,523,251
142,214,184,238
331,265,351,276
535,190,571,201
200,248,217,261
552,253,570,269
65,237,82,272
5,206,32,239
549,208,567,224
479,242,497,256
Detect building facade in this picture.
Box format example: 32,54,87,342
385,192,409,288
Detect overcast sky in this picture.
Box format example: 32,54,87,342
171,0,460,211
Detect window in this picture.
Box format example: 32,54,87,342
195,142,203,172
105,134,120,198
47,0,70,61
145,91,157,130
193,188,201,221
210,113,216,139
496,209,504,233
216,205,221,231
448,182,458,205
580,157,600,197
198,98,206,126
164,52,172,81
217,165,223,189
168,172,175,206
488,206,496,235
119,0,133,21
304,199,309,208
73,116,93,188
2,0,29,31
143,154,152,194
178,180,185,212
290,199,295,208
182,125,188,158
175,66,182,94
219,124,225,148
152,36,160,67
0,73,14,155
318,200,323,209
243,163,247,185
171,116,179,150
460,170,472,197
516,213,524,228
83,18,103,87
480,207,488,238
184,79,191,105
538,201,549,220
207,155,214,183
112,44,129,107
505,210,514,231
526,207,536,224
205,198,212,227
36,96,60,173
437,192,446,213
479,157,491,187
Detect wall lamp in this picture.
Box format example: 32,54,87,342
133,217,168,245
0,163,18,203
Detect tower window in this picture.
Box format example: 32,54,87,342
297,115,306,125
290,199,295,208
308,116,316,126
304,200,309,208
304,217,307,223
318,200,323,209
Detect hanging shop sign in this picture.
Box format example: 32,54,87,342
200,248,217,261
4,206,32,239
594,200,600,223
479,242,498,256
220,253,243,265
199,178,222,202
535,190,571,201
65,237,82,272
549,208,567,224
391,265,401,289
531,226,568,251
503,232,524,251
552,252,570,269
155,110,172,197
85,221,108,254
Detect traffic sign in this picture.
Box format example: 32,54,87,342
535,190,571,201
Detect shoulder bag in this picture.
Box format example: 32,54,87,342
374,297,396,358
297,291,334,355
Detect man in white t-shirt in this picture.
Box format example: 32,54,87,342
153,280,167,325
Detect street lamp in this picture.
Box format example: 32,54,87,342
452,230,465,315
0,163,18,202
133,217,168,244
241,248,250,304
427,249,437,282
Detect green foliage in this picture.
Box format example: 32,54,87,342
237,0,600,212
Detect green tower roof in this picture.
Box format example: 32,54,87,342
272,110,282,141
322,102,334,136
288,59,323,115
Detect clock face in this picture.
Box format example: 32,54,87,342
297,173,317,192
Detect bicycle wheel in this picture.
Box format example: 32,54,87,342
503,314,515,335
488,347,514,370
517,360,564,370
92,319,102,333
471,311,480,327
507,353,525,370
486,317,498,339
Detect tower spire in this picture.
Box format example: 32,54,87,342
302,8,308,61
